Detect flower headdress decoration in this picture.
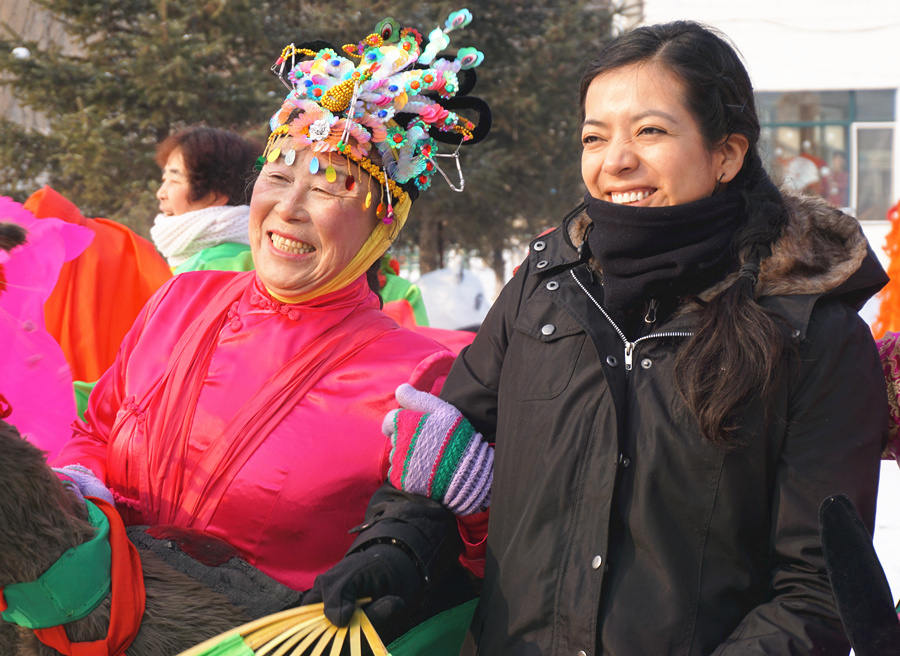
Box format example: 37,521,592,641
262,9,491,230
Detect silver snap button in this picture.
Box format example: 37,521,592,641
591,555,603,569
606,355,618,367
577,650,588,656
640,358,652,369
536,259,549,269
791,328,801,339
545,280,559,291
532,240,546,251
541,323,556,336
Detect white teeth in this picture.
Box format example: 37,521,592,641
610,190,652,204
270,233,315,254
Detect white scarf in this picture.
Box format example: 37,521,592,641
150,204,251,267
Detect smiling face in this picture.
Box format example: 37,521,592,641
249,145,377,299
156,149,224,216
581,60,746,207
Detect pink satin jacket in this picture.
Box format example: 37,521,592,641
55,270,451,589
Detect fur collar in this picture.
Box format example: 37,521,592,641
567,192,869,301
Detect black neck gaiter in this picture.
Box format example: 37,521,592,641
584,189,747,311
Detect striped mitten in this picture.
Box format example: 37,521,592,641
383,384,492,516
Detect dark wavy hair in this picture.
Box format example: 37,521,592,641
156,126,260,205
579,21,790,443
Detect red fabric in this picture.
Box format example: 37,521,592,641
387,408,426,490
33,497,145,656
383,300,476,355
413,326,476,355
55,271,452,589
24,187,172,382
457,510,489,578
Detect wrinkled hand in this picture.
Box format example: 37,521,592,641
383,384,492,515
53,464,114,506
303,543,423,631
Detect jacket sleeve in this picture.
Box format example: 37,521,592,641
349,261,531,579
347,483,463,580
52,278,172,480
439,258,530,437
713,301,887,655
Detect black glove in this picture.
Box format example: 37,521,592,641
303,542,425,633
819,494,900,656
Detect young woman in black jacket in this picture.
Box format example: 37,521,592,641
304,21,889,655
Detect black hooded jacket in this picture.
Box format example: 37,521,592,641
354,193,889,655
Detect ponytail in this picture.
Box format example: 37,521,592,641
674,152,790,443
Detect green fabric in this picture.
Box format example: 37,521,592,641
73,379,96,421
431,420,475,501
387,598,478,656
380,273,429,326
1,500,111,629
173,242,254,274
194,633,254,656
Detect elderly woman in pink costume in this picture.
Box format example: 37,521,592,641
50,11,490,599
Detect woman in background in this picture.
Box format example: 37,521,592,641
152,125,258,273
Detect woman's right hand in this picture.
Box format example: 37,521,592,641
53,464,114,506
302,542,424,635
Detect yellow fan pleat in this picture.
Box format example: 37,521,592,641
177,605,325,656
349,611,362,656
308,624,338,656
358,611,389,656
280,622,328,656
257,616,321,656
247,617,305,649
328,624,348,656
176,599,390,656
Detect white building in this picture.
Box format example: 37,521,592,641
641,1,898,222
638,2,898,318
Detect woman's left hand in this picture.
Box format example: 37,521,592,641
383,384,492,515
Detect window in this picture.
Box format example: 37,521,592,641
756,89,895,220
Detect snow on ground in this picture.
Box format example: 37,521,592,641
875,460,900,605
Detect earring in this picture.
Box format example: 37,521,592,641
713,171,725,194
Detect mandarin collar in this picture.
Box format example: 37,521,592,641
247,273,377,321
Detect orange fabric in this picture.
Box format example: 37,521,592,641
33,497,145,656
24,187,172,381
872,199,900,339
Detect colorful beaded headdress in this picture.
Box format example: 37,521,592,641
262,8,491,229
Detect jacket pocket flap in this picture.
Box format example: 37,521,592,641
513,297,584,342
